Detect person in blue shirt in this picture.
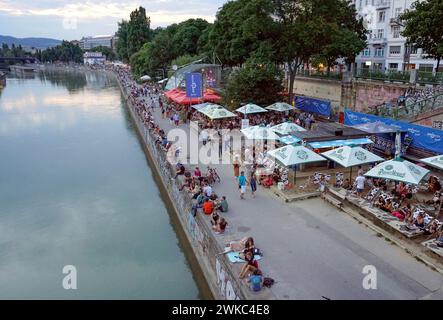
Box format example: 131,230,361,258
248,269,263,292
238,171,247,200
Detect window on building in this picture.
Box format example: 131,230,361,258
395,8,402,18
419,64,434,72
377,29,384,39
405,45,417,55
392,26,400,38
375,48,384,57
363,48,371,56
389,46,401,55
389,63,399,70
378,11,385,22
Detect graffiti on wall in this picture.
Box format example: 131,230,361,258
215,258,239,300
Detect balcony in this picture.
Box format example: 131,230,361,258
390,18,403,26
368,37,387,45
375,0,390,9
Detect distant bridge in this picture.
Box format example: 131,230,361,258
0,57,38,63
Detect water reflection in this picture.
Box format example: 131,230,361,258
38,68,87,93
0,70,200,299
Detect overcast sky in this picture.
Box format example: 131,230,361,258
0,0,227,40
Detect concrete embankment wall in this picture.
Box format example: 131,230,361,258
112,72,249,300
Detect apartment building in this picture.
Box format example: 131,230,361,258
353,0,442,72
79,35,114,50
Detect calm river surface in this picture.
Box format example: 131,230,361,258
0,68,201,299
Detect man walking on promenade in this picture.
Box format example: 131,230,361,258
238,171,247,200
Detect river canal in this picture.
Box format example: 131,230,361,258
0,68,202,299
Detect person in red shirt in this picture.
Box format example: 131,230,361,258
203,199,214,215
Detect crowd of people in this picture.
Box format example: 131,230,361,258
107,64,274,292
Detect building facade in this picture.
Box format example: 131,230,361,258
354,0,442,72
83,52,105,65
79,36,114,50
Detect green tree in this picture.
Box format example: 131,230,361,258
116,20,130,62
127,6,152,58
222,51,283,108
209,0,276,66
272,0,366,101
173,19,210,57
400,0,443,72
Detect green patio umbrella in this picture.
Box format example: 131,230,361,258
241,126,280,140
236,103,268,115
420,155,443,171
322,146,384,180
267,145,326,185
271,122,306,135
266,102,294,112
364,157,430,185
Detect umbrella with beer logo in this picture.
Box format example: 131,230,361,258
266,102,294,112
364,158,430,185
420,155,443,171
267,145,326,185
365,131,429,184
236,103,268,115
241,126,280,140
271,122,306,135
322,145,384,180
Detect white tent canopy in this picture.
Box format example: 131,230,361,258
236,103,268,114
271,122,306,135
322,146,384,168
420,155,443,171
364,158,430,185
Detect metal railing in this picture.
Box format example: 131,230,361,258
355,69,443,85
296,69,342,80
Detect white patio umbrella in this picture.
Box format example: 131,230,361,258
266,102,294,112
140,75,151,81
421,155,443,170
236,103,268,115
322,145,384,180
267,145,326,185
200,105,237,120
271,122,306,135
241,126,280,140
364,157,430,185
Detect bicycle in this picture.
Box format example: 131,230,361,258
207,166,221,184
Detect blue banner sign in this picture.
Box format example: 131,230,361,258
185,73,203,98
344,109,443,155
294,96,331,117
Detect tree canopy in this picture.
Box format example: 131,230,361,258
35,41,83,63
400,0,443,72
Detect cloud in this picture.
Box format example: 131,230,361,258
0,1,221,24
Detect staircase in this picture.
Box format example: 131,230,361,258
368,85,443,122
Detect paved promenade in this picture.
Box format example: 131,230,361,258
142,95,443,299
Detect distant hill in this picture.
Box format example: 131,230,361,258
0,35,61,49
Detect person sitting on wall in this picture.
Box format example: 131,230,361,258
215,196,229,213
239,251,259,279
203,199,214,215
213,218,228,234
174,161,185,179
247,269,264,292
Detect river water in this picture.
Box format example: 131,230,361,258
0,68,202,299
